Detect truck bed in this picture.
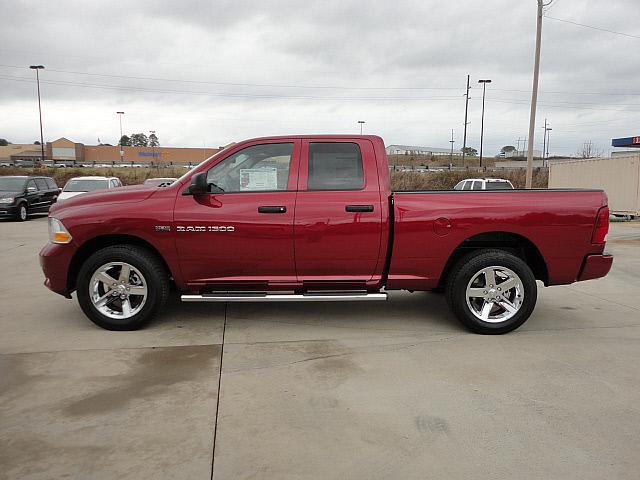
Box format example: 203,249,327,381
387,189,608,290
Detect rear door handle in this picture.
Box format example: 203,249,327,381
258,205,287,214
345,205,374,213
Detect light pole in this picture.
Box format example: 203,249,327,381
29,65,45,167
545,127,552,163
358,120,365,135
117,111,125,164
149,130,156,167
478,79,492,168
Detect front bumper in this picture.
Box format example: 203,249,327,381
0,204,18,218
39,242,76,298
577,253,613,282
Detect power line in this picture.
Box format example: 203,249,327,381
544,15,640,40
0,64,461,91
1,64,638,98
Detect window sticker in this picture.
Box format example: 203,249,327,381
239,167,278,191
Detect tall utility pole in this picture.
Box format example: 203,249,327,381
358,120,365,134
117,111,125,164
462,75,471,166
449,129,455,168
478,79,492,168
526,0,552,188
29,65,45,167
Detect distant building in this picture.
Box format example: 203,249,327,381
0,137,221,166
498,150,543,158
385,144,451,156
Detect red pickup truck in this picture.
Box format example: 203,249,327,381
40,135,613,334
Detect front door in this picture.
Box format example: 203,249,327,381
293,139,383,287
174,140,301,290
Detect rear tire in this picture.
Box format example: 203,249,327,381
77,245,169,330
445,249,537,334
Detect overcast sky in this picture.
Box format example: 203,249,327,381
1,0,639,156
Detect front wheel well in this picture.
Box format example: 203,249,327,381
67,234,172,292
438,232,548,289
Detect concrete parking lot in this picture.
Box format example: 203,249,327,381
1,216,639,480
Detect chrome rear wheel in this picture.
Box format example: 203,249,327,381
465,266,524,323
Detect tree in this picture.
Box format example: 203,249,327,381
578,141,603,159
500,145,517,154
0,139,9,146
130,133,149,147
119,135,131,146
34,140,41,145
149,133,159,147
461,147,478,156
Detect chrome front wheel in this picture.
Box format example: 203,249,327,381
89,262,148,319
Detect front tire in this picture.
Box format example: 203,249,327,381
77,245,169,330
15,203,28,221
445,249,537,334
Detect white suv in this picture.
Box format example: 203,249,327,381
58,176,122,202
453,178,514,191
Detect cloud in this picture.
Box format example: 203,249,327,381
1,0,638,156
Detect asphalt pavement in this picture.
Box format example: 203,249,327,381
1,216,639,479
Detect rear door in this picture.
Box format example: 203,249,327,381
293,139,383,286
25,179,44,211
34,178,55,210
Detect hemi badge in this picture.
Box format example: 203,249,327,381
155,225,171,232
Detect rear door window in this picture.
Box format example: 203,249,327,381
472,180,483,190
486,181,513,190
35,178,48,190
45,178,58,189
307,142,364,190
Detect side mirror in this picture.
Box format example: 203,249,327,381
183,172,216,196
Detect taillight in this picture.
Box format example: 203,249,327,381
592,206,609,244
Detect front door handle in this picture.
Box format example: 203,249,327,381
345,205,374,213
258,205,287,214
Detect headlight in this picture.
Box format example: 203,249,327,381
48,217,73,244
0,197,14,204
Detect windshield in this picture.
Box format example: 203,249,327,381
0,177,27,191
64,179,109,192
485,182,513,190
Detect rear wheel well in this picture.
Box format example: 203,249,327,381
68,235,172,292
438,232,548,289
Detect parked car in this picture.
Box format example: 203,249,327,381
454,178,514,190
58,176,122,202
40,135,612,334
143,177,177,187
0,175,60,221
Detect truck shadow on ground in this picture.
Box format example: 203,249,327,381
159,290,466,334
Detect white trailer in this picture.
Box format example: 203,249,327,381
549,154,640,217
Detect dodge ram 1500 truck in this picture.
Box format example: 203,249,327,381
39,135,613,334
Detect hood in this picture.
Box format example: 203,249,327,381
0,190,22,198
58,191,85,201
50,184,158,215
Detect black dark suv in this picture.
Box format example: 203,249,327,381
0,176,61,221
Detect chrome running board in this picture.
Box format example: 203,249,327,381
181,292,387,302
